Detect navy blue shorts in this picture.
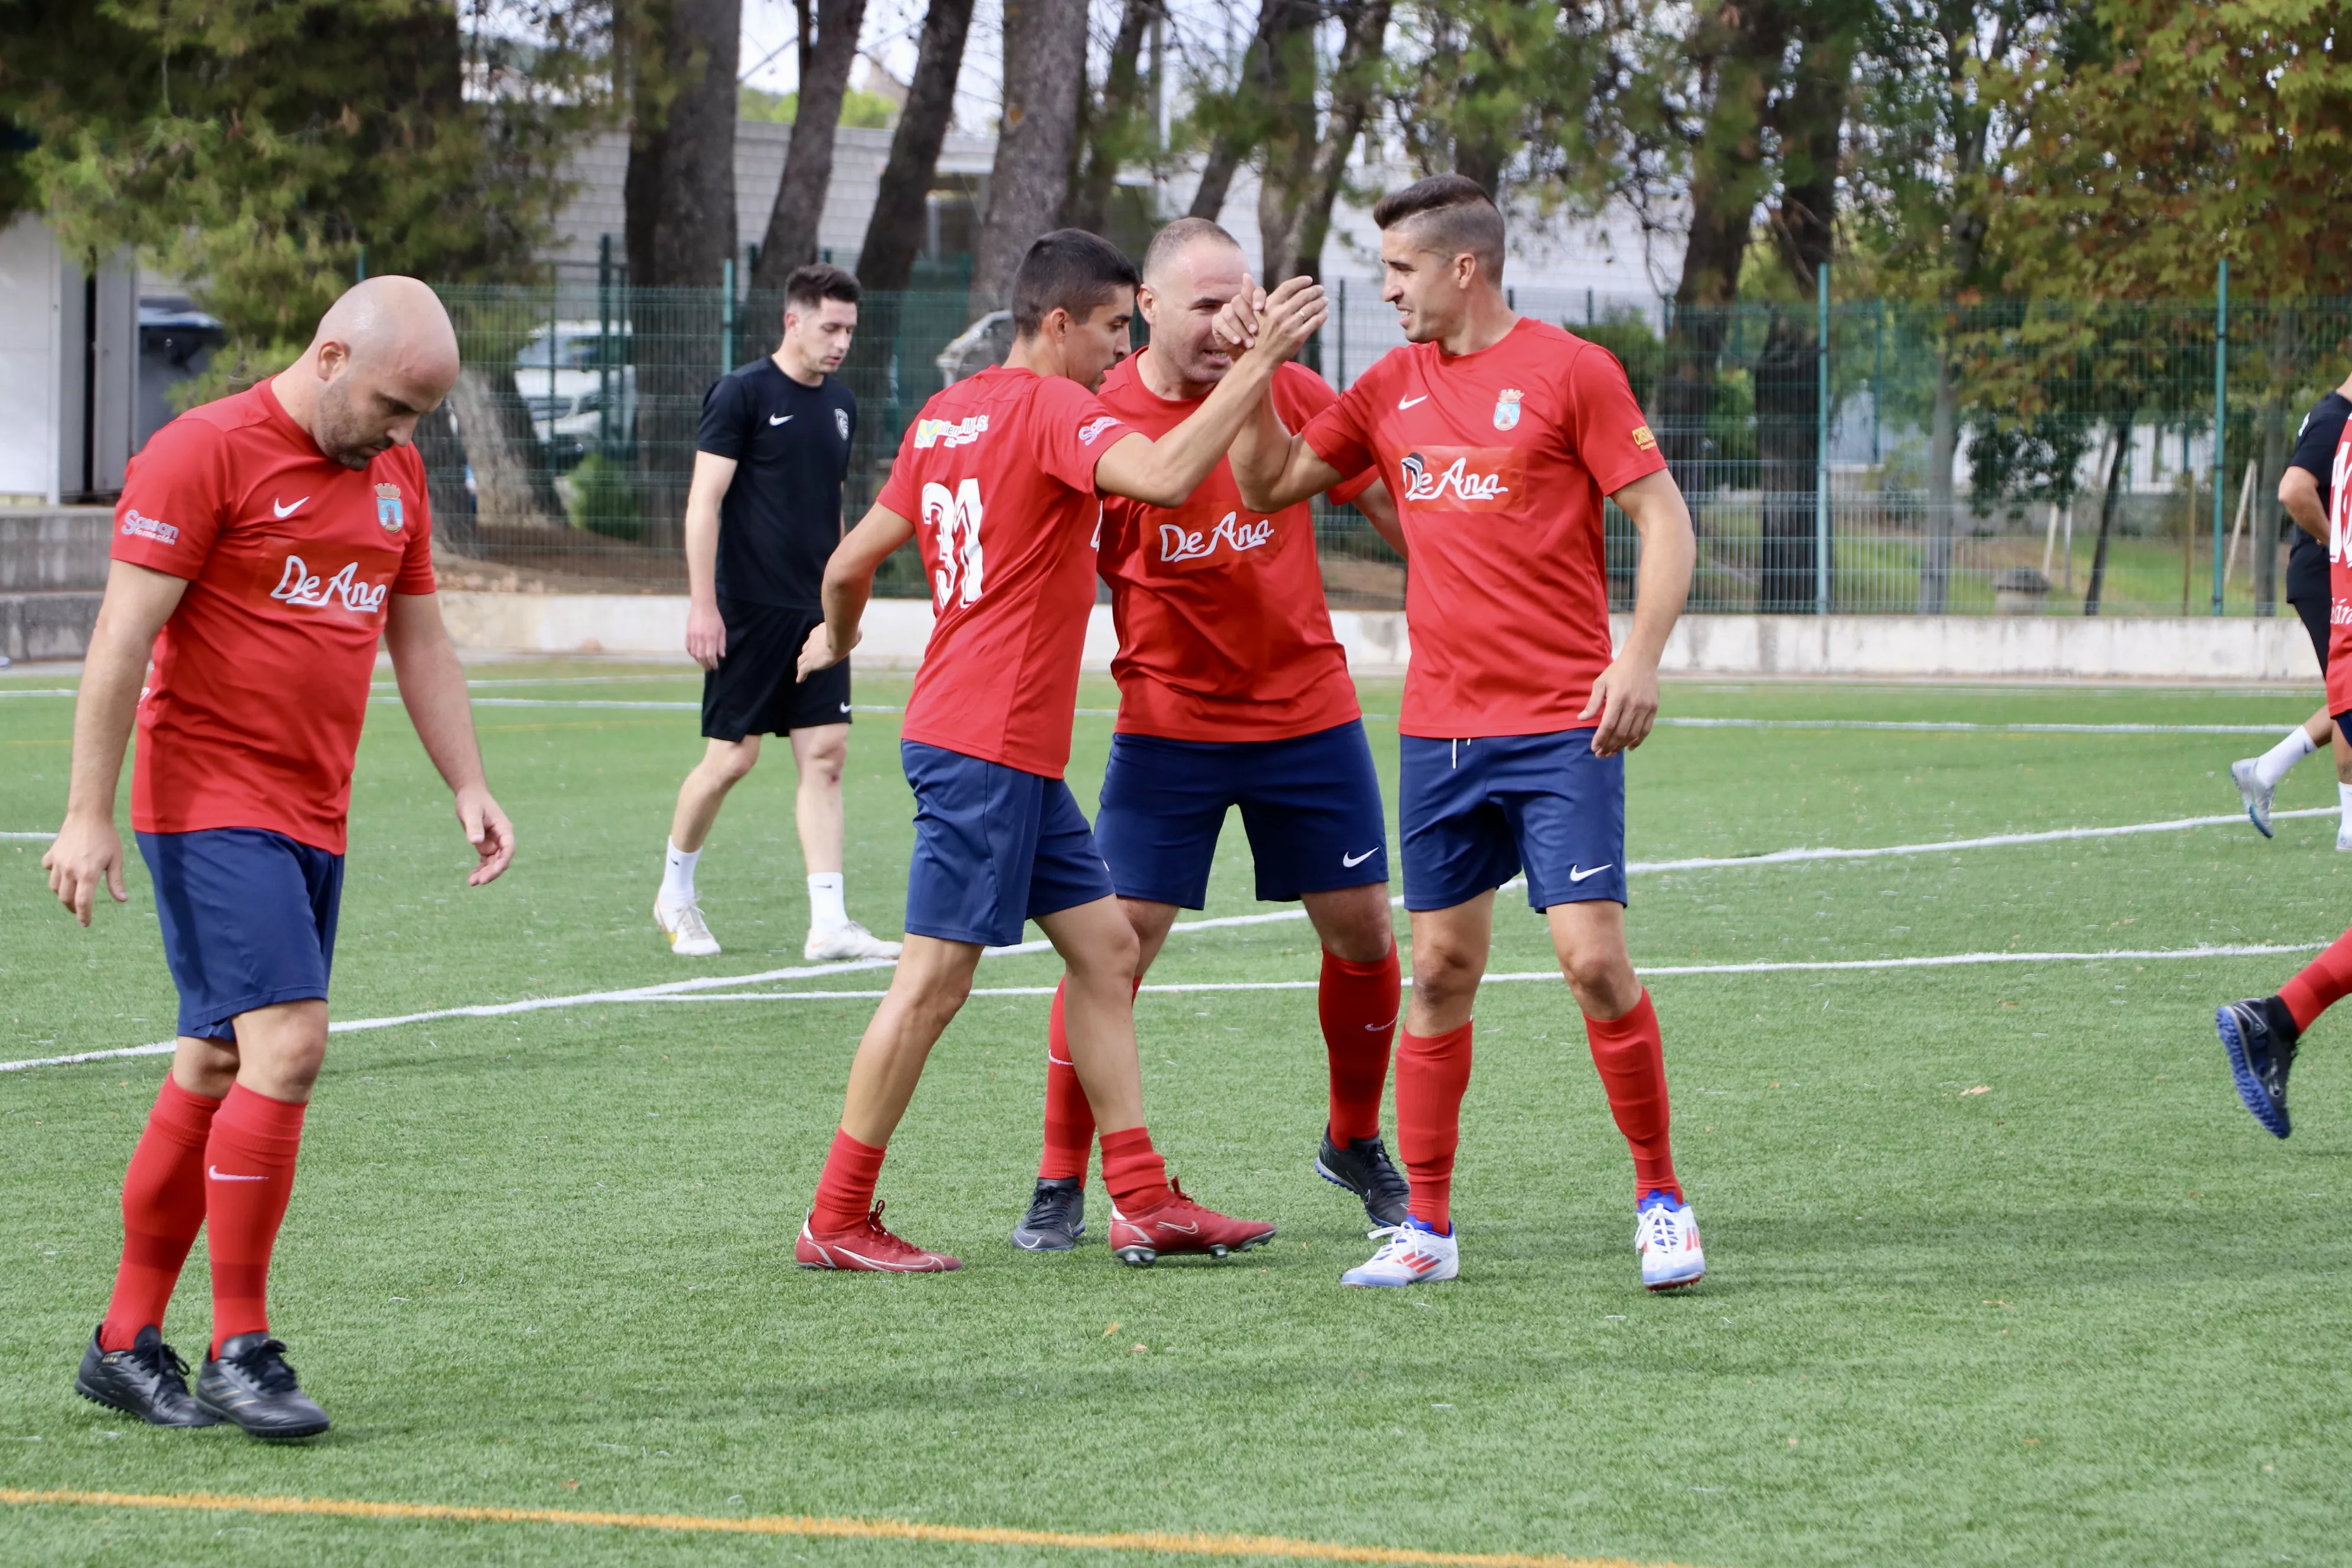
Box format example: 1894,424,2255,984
136,828,345,1041
1399,730,1625,912
1094,721,1390,909
901,741,1117,948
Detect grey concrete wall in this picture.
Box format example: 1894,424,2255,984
0,506,111,658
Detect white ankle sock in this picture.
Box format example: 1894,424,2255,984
2255,727,2319,789
2338,782,2352,829
809,872,847,929
661,839,700,907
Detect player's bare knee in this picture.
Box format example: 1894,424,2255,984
1070,923,1143,991
1411,946,1483,1012
1560,948,1639,1017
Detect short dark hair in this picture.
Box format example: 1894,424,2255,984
1011,229,1140,338
785,263,860,315
1371,174,1507,283
1141,217,1242,287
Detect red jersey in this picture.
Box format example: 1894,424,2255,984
110,380,436,854
2326,420,2352,717
1301,317,1665,739
1093,351,1373,741
878,364,1132,778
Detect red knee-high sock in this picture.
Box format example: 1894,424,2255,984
809,1127,888,1233
1395,1022,1473,1231
2281,923,2352,1031
202,1084,307,1355
1319,947,1401,1142
99,1076,224,1351
1098,1126,1173,1213
1585,989,1679,1203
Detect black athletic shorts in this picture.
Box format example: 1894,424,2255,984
2291,593,2330,677
701,597,852,741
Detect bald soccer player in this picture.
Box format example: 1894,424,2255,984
45,277,515,1439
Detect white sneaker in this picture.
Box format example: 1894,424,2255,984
804,920,904,962
654,897,721,957
1636,1193,1705,1291
2337,822,2352,854
2231,757,2276,838
1340,1217,1458,1286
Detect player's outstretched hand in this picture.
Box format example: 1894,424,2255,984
1245,276,1329,365
41,814,126,927
1211,275,1272,352
456,785,516,886
686,599,727,670
1580,656,1661,758
796,620,857,682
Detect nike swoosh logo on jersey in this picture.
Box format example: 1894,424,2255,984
1568,863,1614,883
1397,394,1429,409
208,1165,267,1182
770,414,793,425
1342,847,1378,867
273,496,308,518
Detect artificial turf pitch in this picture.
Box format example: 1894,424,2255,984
3,661,2349,1567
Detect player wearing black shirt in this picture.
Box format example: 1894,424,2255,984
2232,371,2352,844
654,264,904,961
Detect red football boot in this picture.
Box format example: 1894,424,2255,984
1108,1180,1276,1266
795,1201,961,1272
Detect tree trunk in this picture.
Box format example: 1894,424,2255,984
412,398,480,555
855,0,977,292
1061,0,1157,235
621,0,741,548
2255,302,2300,615
969,0,1090,315
1919,342,1959,612
2083,407,2134,616
1755,312,1818,613
753,0,867,289
1256,0,1389,286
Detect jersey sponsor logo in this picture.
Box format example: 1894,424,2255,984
835,407,851,440
920,478,986,608
119,508,179,546
2330,436,2352,566
1492,388,1523,431
913,414,989,449
374,482,404,534
1158,510,1273,564
1077,414,1121,446
1396,446,1524,509
273,495,309,519
270,553,392,615
1632,423,1658,452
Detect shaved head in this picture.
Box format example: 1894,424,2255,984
280,276,462,468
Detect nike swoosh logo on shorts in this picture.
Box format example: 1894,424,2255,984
1569,863,1614,883
770,414,793,425
838,703,851,712
1397,395,1429,410
208,1165,267,1182
273,496,308,518
1342,848,1378,867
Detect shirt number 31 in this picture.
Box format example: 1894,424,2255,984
922,479,985,609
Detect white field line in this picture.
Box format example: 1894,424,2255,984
0,688,81,698
1658,716,2286,735
1,832,54,841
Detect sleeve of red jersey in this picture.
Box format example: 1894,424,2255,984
874,417,925,518
393,450,437,594
1035,379,1132,493
110,415,233,580
1273,364,1377,505
1565,343,1669,495
1298,362,1381,484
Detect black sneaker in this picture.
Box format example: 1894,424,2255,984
2217,996,2299,1138
194,1333,331,1440
75,1324,220,1427
1011,1177,1086,1250
1315,1129,1410,1227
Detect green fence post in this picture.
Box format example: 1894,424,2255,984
2212,257,2227,616
597,234,613,457
1815,263,1830,615
720,257,736,381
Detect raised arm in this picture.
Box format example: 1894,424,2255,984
1579,468,1695,758
682,450,739,668
385,591,515,885
799,500,916,680
1092,277,1329,508
42,560,187,924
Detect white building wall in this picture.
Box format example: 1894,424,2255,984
0,215,64,503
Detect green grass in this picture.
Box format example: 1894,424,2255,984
4,662,2351,1566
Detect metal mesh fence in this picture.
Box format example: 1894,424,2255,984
421,280,2352,615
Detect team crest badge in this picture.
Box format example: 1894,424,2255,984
835,407,851,441
375,482,404,533
1492,388,1523,432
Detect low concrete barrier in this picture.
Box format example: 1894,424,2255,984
435,592,2324,684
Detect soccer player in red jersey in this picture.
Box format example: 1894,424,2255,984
791,230,1324,1271
1224,175,1705,1291
2216,413,2352,1138
1009,218,1412,1252
43,278,515,1435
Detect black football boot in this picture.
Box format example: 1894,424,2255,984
1315,1129,1412,1227
1011,1177,1087,1250
194,1333,331,1440
75,1324,220,1427
2217,995,2299,1138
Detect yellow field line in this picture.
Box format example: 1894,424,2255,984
0,1488,1693,1567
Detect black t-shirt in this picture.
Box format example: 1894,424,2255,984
2284,390,2348,604
696,359,857,609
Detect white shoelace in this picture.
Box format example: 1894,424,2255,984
1636,1204,1685,1252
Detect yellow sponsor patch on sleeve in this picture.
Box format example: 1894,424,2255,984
1631,424,1657,451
